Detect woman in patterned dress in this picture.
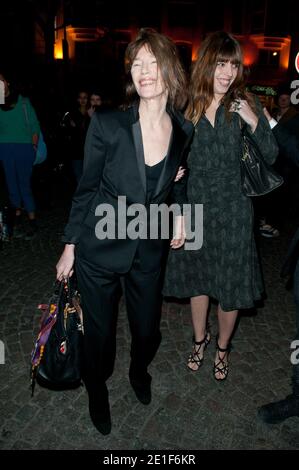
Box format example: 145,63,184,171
163,32,278,380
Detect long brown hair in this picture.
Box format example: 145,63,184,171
186,31,255,124
124,28,187,110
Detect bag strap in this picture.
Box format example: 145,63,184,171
238,115,249,134
56,277,80,329
65,277,76,304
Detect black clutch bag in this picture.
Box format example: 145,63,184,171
240,127,283,197
30,277,83,395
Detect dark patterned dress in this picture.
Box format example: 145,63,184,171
163,103,278,311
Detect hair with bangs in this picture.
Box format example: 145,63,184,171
186,31,255,124
124,28,187,110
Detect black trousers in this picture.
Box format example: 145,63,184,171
75,250,162,394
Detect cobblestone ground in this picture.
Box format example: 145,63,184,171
1,193,299,450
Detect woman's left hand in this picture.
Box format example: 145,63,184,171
170,215,186,249
174,166,185,182
230,99,258,133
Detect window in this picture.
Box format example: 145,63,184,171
75,41,101,65
258,49,280,67
231,0,243,34
250,0,267,33
204,4,224,32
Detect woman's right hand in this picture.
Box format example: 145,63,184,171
263,107,272,123
56,244,75,280
230,99,258,133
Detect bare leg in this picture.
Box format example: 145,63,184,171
214,305,238,380
191,295,209,339
187,295,210,371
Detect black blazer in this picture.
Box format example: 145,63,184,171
280,227,299,279
272,123,299,168
63,103,194,272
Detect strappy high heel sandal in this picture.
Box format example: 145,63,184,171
213,336,231,381
187,331,211,372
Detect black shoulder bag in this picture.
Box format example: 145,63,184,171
240,126,283,197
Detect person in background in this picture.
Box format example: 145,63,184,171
56,28,193,435
264,107,299,167
0,71,40,240
272,85,299,188
87,91,102,118
257,108,299,424
272,86,299,127
257,85,299,238
69,90,90,184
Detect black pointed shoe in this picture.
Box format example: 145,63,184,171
89,400,111,435
258,394,299,424
88,386,111,435
129,376,152,405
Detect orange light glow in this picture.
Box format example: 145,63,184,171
240,40,259,66
243,53,256,66
280,47,290,70
192,49,198,62
250,35,291,70
54,41,63,59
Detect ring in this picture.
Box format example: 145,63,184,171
234,100,241,110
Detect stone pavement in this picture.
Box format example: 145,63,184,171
0,198,299,450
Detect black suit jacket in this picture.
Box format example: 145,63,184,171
62,103,194,272
272,124,299,168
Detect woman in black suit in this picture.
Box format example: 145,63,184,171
56,28,193,435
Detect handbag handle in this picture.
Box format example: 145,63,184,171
54,277,75,301
54,278,66,298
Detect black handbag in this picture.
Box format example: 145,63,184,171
240,126,283,197
30,278,83,395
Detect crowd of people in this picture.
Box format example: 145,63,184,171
0,78,108,236
1,28,299,435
